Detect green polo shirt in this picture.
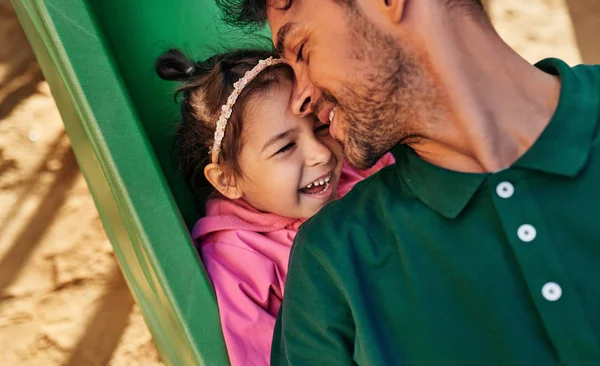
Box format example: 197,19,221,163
271,58,600,366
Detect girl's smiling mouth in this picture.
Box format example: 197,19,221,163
299,172,332,195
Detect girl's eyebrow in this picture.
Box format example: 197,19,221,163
261,128,298,153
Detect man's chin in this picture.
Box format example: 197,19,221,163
344,148,383,171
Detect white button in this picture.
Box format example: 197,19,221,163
517,224,537,242
542,282,562,301
496,181,514,198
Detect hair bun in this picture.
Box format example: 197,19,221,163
155,49,197,81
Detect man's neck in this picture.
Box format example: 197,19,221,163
406,14,561,173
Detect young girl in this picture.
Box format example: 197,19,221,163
155,49,394,365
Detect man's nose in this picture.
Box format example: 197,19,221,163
290,66,316,118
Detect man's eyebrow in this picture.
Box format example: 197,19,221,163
261,128,297,153
275,22,298,57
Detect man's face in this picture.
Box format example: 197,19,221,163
267,0,432,169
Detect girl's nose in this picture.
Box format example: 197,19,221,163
305,136,332,167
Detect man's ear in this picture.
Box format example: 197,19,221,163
380,0,407,24
204,163,244,200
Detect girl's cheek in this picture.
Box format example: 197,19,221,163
328,140,344,161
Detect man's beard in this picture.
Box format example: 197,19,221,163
330,5,435,170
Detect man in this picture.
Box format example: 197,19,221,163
217,0,600,365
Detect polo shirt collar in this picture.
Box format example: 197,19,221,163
393,144,487,219
392,58,599,220
515,58,599,176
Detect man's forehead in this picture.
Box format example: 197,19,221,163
267,0,300,53
267,0,300,25
267,0,290,55
267,0,294,10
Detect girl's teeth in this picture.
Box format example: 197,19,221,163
317,182,329,193
304,173,332,189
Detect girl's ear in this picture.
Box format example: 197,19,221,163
204,163,244,200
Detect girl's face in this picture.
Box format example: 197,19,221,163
236,81,344,219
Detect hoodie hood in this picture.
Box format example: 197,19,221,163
192,194,302,241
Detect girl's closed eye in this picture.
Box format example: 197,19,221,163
275,142,296,156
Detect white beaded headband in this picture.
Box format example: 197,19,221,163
210,56,285,164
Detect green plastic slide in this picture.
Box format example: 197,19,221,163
11,0,270,364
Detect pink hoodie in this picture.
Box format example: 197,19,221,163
192,154,395,366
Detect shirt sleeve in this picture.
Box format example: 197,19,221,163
201,242,282,366
271,235,357,366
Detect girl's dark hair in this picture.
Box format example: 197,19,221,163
155,48,293,194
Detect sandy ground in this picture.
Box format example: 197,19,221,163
0,0,591,365
0,1,161,365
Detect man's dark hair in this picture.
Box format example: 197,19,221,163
215,0,274,30
216,0,485,30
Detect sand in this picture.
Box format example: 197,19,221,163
0,1,161,365
0,0,592,364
